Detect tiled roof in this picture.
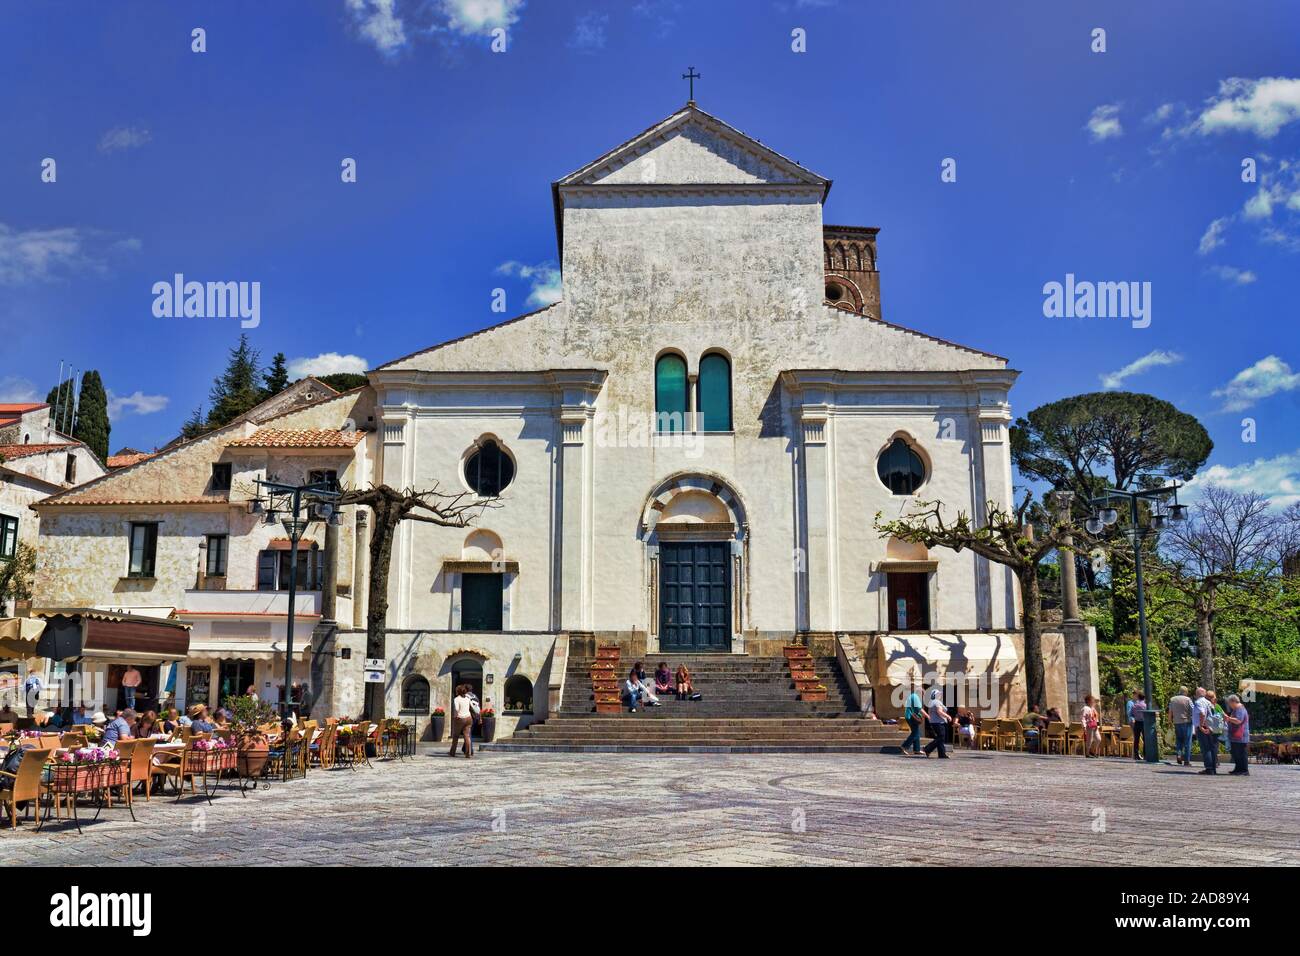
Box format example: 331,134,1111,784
0,403,47,416
226,428,364,449
106,451,155,468
0,442,76,460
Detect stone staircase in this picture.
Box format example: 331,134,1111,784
485,653,908,753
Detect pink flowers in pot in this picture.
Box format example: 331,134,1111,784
191,737,231,751
59,745,119,764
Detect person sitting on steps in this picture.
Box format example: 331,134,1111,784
626,666,660,711
654,662,673,697
675,664,700,701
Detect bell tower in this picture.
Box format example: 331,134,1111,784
822,224,881,319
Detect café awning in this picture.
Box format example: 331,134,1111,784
33,609,191,663
1240,678,1300,698
0,617,46,659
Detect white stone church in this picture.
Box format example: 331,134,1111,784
31,103,1093,737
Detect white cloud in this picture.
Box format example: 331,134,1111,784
346,0,408,56
1146,103,1176,125
1099,350,1183,389
1086,104,1123,141
0,376,40,403
438,0,524,36
1208,264,1257,284
1197,217,1229,255
287,352,370,378
0,224,92,284
1188,76,1300,139
1184,449,1300,508
1242,187,1275,220
496,260,562,307
98,126,150,153
1212,355,1300,412
568,12,608,52
107,391,169,419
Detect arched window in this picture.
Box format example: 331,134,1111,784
465,439,514,496
504,675,533,713
698,353,732,432
655,353,687,433
877,437,926,495
401,675,430,713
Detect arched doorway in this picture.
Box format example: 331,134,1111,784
449,656,484,737
641,473,748,653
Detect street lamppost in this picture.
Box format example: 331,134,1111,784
248,478,341,717
1086,482,1188,764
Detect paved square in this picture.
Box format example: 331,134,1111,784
2,749,1296,866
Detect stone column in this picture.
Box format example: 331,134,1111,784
800,412,832,634
1050,489,1081,624
321,519,338,624
559,415,589,631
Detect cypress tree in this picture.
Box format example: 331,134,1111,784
45,380,76,434
72,370,111,461
206,334,263,428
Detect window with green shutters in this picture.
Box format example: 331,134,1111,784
0,515,17,559
654,353,687,433
698,353,732,432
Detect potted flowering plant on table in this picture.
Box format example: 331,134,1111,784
431,706,445,742
479,704,496,742
223,694,277,780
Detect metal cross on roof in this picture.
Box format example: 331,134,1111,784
682,66,700,103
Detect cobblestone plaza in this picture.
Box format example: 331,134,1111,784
3,749,1295,866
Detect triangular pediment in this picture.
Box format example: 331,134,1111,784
556,104,829,191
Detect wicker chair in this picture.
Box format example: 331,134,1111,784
1066,722,1086,755
1043,721,1068,754
976,720,999,751
151,738,200,798
1116,726,1134,758
0,747,50,828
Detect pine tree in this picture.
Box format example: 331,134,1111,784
180,405,208,440
262,352,290,398
316,372,368,393
206,334,263,428
72,370,111,461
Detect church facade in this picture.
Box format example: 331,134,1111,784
32,104,1092,736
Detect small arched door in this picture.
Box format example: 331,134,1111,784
449,657,485,737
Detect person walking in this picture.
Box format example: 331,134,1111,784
448,684,479,758
1130,691,1147,761
22,669,43,718
1081,695,1102,757
922,686,951,759
1168,686,1194,766
1192,687,1213,772
1225,694,1250,776
1198,690,1224,775
900,683,924,756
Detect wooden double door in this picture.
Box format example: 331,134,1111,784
659,541,731,651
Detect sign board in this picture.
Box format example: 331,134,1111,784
364,658,385,670
363,670,385,684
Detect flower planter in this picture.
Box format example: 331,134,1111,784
596,646,621,661
431,713,446,741
237,735,270,779
800,690,828,702
480,714,496,742
783,645,811,659
595,701,623,714
794,678,822,691
790,669,817,682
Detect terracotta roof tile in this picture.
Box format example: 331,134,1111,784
226,428,364,449
40,496,227,507
0,442,77,460
106,452,155,468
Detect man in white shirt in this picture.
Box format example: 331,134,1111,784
1192,687,1215,773
922,686,951,759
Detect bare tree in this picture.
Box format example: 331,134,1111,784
337,484,495,718
876,494,1092,710
1151,486,1291,691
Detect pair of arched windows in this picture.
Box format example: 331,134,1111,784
654,353,732,433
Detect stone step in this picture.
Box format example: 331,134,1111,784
481,742,904,754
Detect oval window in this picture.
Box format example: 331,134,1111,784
877,437,925,495
465,439,515,496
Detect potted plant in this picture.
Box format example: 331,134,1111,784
431,706,446,741
223,694,276,780
480,704,496,742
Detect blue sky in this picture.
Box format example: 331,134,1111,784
1,0,1298,502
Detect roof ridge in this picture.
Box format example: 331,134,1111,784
820,304,1008,363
